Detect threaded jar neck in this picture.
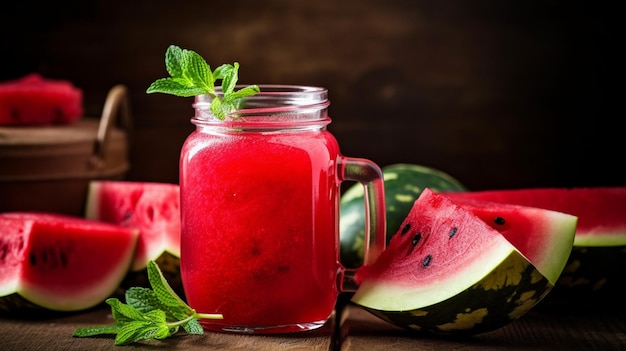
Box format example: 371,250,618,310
192,85,331,131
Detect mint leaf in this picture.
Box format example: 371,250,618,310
164,44,184,78
72,260,223,346
212,63,232,80
72,324,119,337
220,62,239,95
146,260,191,316
115,314,171,345
147,77,207,97
182,318,204,335
108,298,144,323
125,287,162,313
111,306,172,345
147,45,260,120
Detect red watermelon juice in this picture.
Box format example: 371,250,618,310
179,86,386,334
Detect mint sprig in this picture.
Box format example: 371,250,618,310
72,261,222,346
146,44,260,120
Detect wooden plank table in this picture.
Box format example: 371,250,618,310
338,300,626,351
1,294,625,350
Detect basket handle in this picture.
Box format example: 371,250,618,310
91,85,132,167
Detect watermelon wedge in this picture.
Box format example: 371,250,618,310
352,189,577,335
0,73,83,126
0,212,138,312
443,187,626,301
443,187,626,246
85,180,181,272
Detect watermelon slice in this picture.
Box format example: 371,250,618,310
0,212,138,312
0,73,83,126
351,189,577,335
443,187,626,246
443,187,626,301
85,180,181,272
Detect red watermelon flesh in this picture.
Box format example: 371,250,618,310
0,212,138,311
353,189,577,310
0,73,83,126
443,187,626,246
448,199,577,284
85,181,181,271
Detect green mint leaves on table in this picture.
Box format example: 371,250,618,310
146,44,260,120
72,261,222,346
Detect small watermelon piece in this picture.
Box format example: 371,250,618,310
351,189,576,335
0,73,84,126
84,180,183,296
443,187,626,302
85,180,181,272
340,163,467,268
0,212,138,312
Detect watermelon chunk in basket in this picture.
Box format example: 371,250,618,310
0,73,83,126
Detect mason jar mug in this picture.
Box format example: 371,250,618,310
179,85,386,334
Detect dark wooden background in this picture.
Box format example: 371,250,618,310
1,0,621,190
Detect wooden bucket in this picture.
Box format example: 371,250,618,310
0,85,132,216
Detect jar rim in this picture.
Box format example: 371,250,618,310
194,84,328,105
192,84,331,125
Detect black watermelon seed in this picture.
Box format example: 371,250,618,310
401,223,411,235
422,255,432,267
494,217,506,225
449,227,458,238
412,233,422,246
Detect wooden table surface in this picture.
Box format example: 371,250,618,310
1,294,625,350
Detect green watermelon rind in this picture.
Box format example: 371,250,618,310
359,252,553,335
340,163,467,268
573,234,626,247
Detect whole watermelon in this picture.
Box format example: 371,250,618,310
340,163,467,268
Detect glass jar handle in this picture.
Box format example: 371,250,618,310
338,157,386,292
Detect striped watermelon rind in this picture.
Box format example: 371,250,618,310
361,252,552,335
